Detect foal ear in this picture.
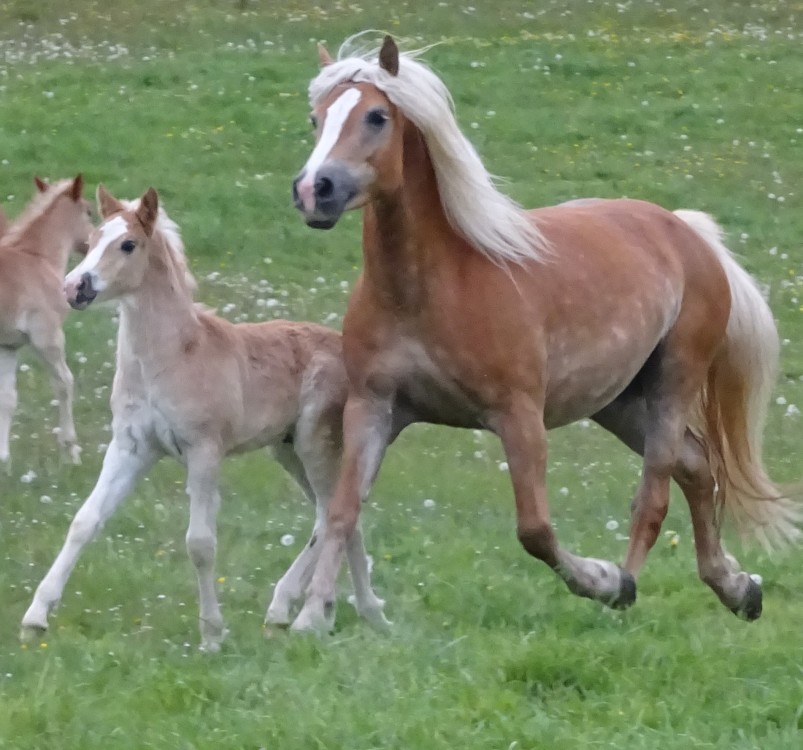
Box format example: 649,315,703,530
379,35,399,76
136,187,159,237
317,42,334,67
34,176,49,193
96,183,125,218
69,174,84,202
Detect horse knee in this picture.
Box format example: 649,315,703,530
68,509,101,547
186,532,216,568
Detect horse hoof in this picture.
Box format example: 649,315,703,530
610,568,637,610
19,624,47,644
731,576,762,621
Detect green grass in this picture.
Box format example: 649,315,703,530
1,1,802,748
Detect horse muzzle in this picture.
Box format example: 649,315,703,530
64,272,97,310
292,163,359,230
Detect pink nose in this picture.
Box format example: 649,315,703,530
296,176,316,213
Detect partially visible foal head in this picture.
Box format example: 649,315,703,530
293,37,406,229
4,175,93,256
64,185,183,310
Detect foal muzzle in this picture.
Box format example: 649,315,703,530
64,272,97,310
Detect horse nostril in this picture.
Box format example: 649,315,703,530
76,276,86,293
315,176,334,199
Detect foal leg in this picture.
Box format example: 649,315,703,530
594,395,762,619
0,347,18,468
21,437,159,637
29,325,81,464
294,403,389,629
497,394,635,608
184,444,227,651
265,444,326,626
292,395,394,633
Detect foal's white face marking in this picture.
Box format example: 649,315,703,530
297,87,362,212
68,215,129,292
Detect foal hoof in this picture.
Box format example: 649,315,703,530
19,623,47,644
609,568,637,610
731,576,763,621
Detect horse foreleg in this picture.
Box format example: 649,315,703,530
21,437,159,638
291,395,393,633
29,329,81,464
497,395,635,609
0,347,18,467
185,445,227,651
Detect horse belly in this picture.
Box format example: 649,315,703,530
543,321,669,429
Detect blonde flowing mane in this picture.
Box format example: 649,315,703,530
309,34,548,264
1,179,75,247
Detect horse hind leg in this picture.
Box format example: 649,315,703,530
593,392,762,619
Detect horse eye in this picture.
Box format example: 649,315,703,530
120,239,136,253
365,109,388,128
309,114,318,129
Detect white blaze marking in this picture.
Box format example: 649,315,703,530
298,88,362,211
67,215,129,291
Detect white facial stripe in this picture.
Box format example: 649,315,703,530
303,87,362,180
68,215,129,288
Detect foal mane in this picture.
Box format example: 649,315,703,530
1,179,74,248
309,34,548,265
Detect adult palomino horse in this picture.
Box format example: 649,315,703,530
21,186,386,651
287,35,800,633
0,176,92,466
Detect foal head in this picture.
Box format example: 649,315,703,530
64,185,165,310
293,36,406,229
3,175,93,256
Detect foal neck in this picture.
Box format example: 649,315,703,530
118,234,200,367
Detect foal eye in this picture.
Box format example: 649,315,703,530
309,114,318,129
365,109,388,128
120,239,136,253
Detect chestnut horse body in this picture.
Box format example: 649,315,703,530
290,35,799,632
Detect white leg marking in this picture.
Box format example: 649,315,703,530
21,437,158,635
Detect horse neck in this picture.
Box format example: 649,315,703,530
8,204,74,273
117,240,200,375
362,121,467,310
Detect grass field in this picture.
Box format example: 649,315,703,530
1,1,802,747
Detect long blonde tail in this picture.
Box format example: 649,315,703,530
674,209,801,549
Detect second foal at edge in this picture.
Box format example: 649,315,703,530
287,35,801,633
0,176,93,465
21,186,386,651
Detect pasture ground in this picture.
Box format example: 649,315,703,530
0,1,802,747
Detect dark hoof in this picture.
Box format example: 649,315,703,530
609,569,637,610
731,577,762,621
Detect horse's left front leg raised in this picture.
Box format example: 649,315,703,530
496,395,636,609
185,445,227,652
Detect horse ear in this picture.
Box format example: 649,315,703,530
136,187,159,237
379,35,399,76
69,174,84,202
34,176,49,193
317,42,333,67
96,183,125,218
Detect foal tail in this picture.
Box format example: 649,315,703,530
674,209,801,549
